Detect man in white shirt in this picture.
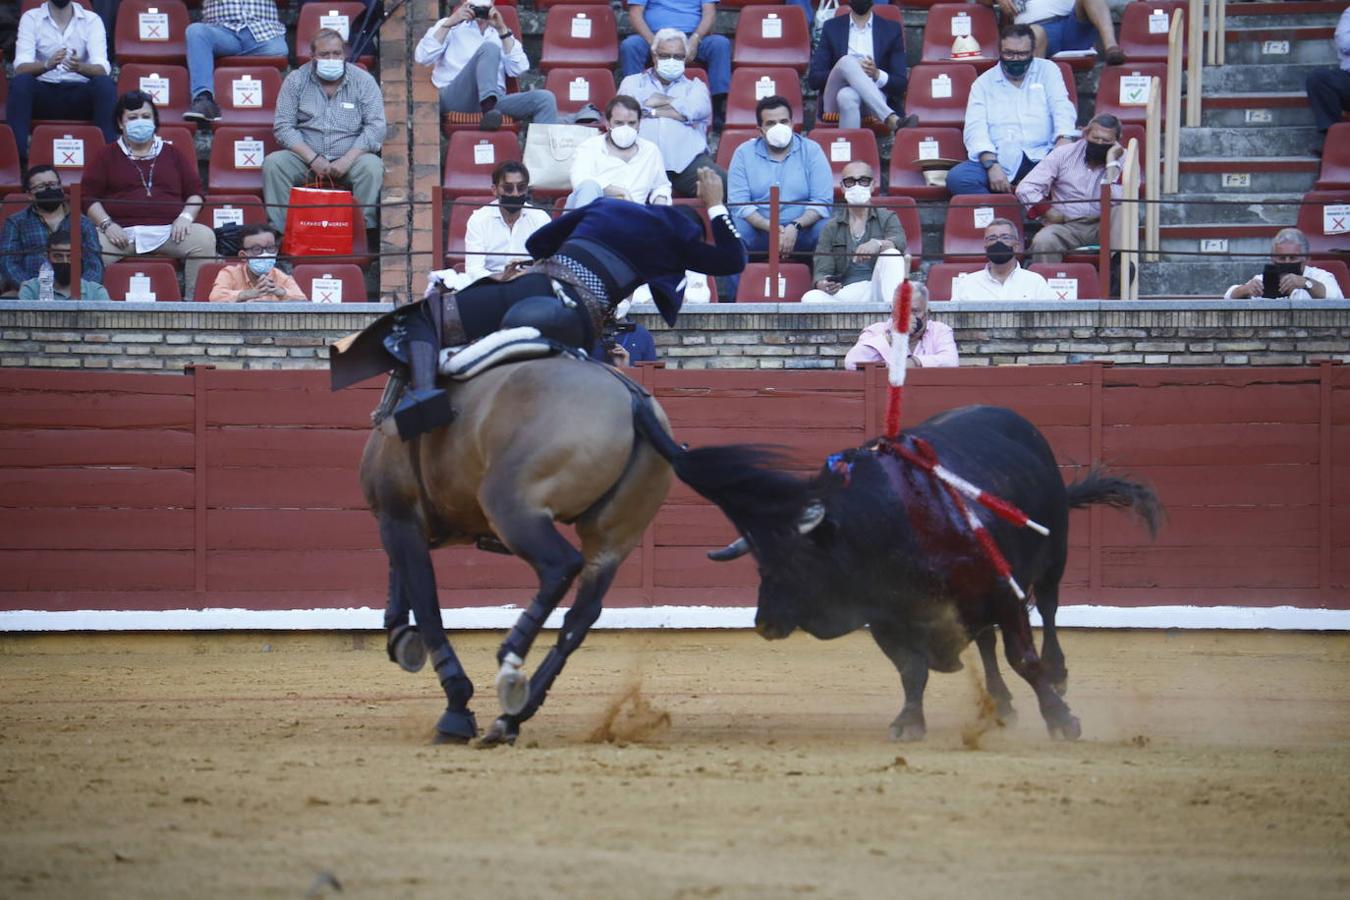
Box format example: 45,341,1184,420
980,0,1125,63
1224,228,1345,300
947,24,1078,197
8,0,119,161
951,219,1054,300
414,0,558,130
566,95,674,208
462,161,553,282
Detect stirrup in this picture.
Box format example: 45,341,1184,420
392,387,454,440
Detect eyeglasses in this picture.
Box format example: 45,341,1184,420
654,52,687,61
242,244,278,256
29,181,61,192
841,176,873,188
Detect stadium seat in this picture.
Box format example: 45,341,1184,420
543,68,616,119
1312,257,1350,296
190,261,229,301
442,131,521,197
296,4,375,67
719,0,783,7
28,125,108,187
0,193,32,234
200,194,268,231
1117,1,1189,63
737,262,813,302
904,64,980,130
292,263,368,303
714,128,760,171
158,124,196,157
115,0,191,65
811,129,881,198
887,127,965,201
1055,61,1079,110
871,196,923,257
1095,64,1169,125
725,67,804,130
942,194,1027,262
1028,262,1103,300
206,127,280,196
102,260,182,302
1295,190,1350,256
920,4,1000,72
924,262,985,301
732,6,812,73
832,4,902,23
1314,123,1350,189
441,112,520,140
444,193,494,269
539,5,619,73
213,66,283,128
117,64,192,126
0,126,21,196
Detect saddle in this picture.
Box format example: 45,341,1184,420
438,327,588,380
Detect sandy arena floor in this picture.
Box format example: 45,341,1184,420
1,628,1348,899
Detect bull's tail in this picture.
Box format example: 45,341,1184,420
1066,467,1164,538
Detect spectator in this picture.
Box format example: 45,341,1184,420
0,165,103,295
801,161,907,302
1224,228,1345,300
808,0,918,133
265,28,387,234
1015,114,1126,264
183,0,290,123
415,0,558,130
593,299,658,366
620,0,730,126
950,218,1053,300
464,161,552,281
980,0,1125,64
566,96,673,208
1306,7,1350,157
727,95,833,261
83,92,215,299
947,24,1078,197
18,227,111,301
843,283,958,369
618,29,724,198
9,0,118,162
208,224,307,302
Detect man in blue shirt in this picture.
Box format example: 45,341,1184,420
621,0,731,127
18,227,111,301
947,24,1078,197
0,165,102,295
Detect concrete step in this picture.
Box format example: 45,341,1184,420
1139,259,1265,297
1178,158,1321,193
1179,125,1322,157
1222,26,1339,65
1159,224,1284,257
1225,0,1347,28
1203,62,1331,94
1200,93,1314,127
1158,193,1306,226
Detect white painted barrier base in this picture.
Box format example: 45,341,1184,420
2,605,1349,632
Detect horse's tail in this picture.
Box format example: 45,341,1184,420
1066,467,1164,538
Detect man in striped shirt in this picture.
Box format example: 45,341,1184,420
184,0,289,123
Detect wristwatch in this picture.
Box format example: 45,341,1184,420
980,157,996,170
498,29,512,39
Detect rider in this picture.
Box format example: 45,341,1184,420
331,168,745,438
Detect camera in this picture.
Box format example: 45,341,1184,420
471,3,492,18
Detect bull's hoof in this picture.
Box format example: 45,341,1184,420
1048,714,1081,741
478,716,519,748
387,625,426,673
433,708,478,744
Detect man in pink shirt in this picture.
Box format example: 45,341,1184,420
1015,114,1126,264
843,283,959,370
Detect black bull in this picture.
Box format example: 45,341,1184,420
693,405,1163,741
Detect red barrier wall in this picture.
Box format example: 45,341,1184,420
1,363,1345,615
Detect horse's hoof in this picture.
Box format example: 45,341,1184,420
1051,677,1068,697
387,625,426,673
889,719,926,742
478,716,519,748
1049,715,1081,741
495,654,529,716
434,708,478,743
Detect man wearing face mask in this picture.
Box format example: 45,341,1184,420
618,29,724,199
18,228,110,301
979,0,1126,65
566,95,674,209
463,162,553,281
264,28,387,234
947,24,1078,198
809,0,919,133
1015,114,1126,265
951,218,1053,300
208,224,308,302
1224,229,1344,300
843,283,958,369
620,0,731,128
801,161,907,303
0,166,102,295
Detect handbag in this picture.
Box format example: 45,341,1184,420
281,176,358,258
521,123,597,191
813,0,839,41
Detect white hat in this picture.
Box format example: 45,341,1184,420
951,35,982,59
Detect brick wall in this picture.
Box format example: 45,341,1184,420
2,301,1346,371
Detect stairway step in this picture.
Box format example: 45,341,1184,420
1203,63,1330,94
1178,158,1320,193
1159,224,1287,257
1159,193,1306,226
1221,26,1339,65
1225,0,1347,27
1200,92,1314,127
1139,260,1267,298
1179,125,1322,157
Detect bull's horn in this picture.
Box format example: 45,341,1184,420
798,501,826,534
707,537,750,561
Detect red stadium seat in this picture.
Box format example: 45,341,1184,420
714,128,760,172
206,127,280,196
719,0,781,7
442,131,521,197
117,64,193,126
200,193,268,231
924,262,985,301
444,193,494,269
1296,190,1350,256
28,125,108,187
0,125,21,196
921,3,1000,72
292,263,368,303
871,196,923,257
1117,1,1189,63
1312,257,1350,296
733,7,811,73
190,261,229,301
539,5,619,73
904,64,980,130
213,66,283,128
158,124,196,158
296,4,374,67
725,67,804,130
1314,123,1350,189
0,193,33,234
738,262,813,302
1028,262,1103,300
887,127,965,201
115,0,191,65
1095,64,1169,125
942,194,1027,262
543,68,616,119
102,260,183,302
1055,60,1080,111
812,129,881,199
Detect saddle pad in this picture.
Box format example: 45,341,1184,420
439,327,582,381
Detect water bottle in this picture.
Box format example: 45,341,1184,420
38,260,55,302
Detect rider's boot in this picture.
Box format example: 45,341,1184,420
392,339,453,440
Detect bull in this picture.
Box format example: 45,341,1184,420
697,405,1162,741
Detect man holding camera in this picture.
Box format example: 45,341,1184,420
414,0,558,131
1224,228,1343,300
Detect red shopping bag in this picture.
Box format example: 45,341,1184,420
281,179,358,258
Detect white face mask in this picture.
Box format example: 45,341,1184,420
843,184,871,206
655,58,685,81
764,123,793,150
608,124,638,149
